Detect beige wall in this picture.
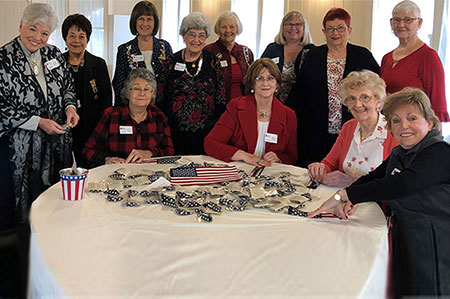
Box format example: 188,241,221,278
0,0,29,45
287,0,373,49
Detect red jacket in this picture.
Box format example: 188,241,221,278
204,95,297,164
322,118,398,173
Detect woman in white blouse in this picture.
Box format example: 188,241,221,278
308,70,398,187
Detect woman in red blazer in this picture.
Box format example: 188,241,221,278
308,70,398,187
204,58,297,167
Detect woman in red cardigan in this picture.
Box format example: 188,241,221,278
204,58,297,167
308,70,398,187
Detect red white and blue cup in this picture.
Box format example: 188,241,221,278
59,168,89,201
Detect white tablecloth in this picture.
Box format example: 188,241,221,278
30,155,388,298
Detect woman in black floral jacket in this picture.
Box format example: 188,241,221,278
112,1,172,106
156,12,226,155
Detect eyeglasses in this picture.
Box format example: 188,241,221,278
325,26,348,33
284,22,304,27
345,94,373,104
185,31,207,40
255,76,276,83
130,87,153,94
137,16,154,23
390,17,419,24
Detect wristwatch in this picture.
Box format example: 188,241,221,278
334,192,347,204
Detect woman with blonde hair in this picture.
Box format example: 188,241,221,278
205,11,254,101
308,70,398,187
261,11,315,102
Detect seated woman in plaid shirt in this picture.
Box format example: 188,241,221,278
83,68,174,167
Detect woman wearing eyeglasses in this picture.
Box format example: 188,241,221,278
308,70,398,187
156,12,226,155
287,8,379,168
112,1,172,106
261,11,315,103
380,0,448,122
83,68,174,167
204,58,297,167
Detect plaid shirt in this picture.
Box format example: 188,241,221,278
83,105,174,167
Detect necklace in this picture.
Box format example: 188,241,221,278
70,58,85,73
30,56,39,76
183,50,203,77
257,110,270,119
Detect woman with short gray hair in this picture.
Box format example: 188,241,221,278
0,3,79,225
84,68,174,167
308,70,398,187
156,12,226,155
380,0,448,122
205,11,254,101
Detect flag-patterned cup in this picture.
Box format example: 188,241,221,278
59,168,89,201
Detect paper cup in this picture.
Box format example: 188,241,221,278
59,168,89,201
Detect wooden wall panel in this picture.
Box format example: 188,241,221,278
0,0,29,46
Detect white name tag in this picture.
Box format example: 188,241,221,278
265,133,278,144
271,57,280,64
220,60,228,67
45,59,60,70
175,62,186,71
119,126,133,135
132,55,144,62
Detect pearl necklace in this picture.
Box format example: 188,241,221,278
183,50,203,77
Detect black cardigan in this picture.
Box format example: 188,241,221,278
286,43,379,167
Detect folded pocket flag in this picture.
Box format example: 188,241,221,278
170,165,241,186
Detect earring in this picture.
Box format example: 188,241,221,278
275,88,278,93
251,89,254,94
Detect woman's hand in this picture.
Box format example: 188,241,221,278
125,149,153,163
231,150,271,167
105,157,126,164
308,162,326,181
38,118,66,135
308,190,355,220
264,152,281,164
321,171,357,187
66,107,80,127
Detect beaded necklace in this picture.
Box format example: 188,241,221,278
183,49,203,77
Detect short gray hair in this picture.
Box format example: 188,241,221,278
214,11,243,35
179,12,211,37
275,11,313,46
338,70,387,108
392,0,421,17
120,68,157,105
22,3,58,33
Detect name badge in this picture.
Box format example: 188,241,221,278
45,59,60,70
220,60,228,67
271,57,280,64
119,126,133,135
175,62,186,71
265,133,278,144
132,55,144,62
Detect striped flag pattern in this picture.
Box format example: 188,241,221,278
170,166,242,186
60,172,88,201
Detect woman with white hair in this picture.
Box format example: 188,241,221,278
0,3,79,224
156,12,226,155
205,11,254,101
261,11,315,102
308,70,398,187
380,0,448,122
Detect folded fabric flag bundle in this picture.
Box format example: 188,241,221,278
170,165,242,186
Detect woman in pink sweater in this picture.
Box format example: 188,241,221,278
308,70,398,187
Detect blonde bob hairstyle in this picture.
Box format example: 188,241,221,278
214,11,243,35
243,58,281,95
274,11,313,46
382,87,440,131
338,70,386,108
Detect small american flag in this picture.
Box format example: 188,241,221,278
170,165,242,186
